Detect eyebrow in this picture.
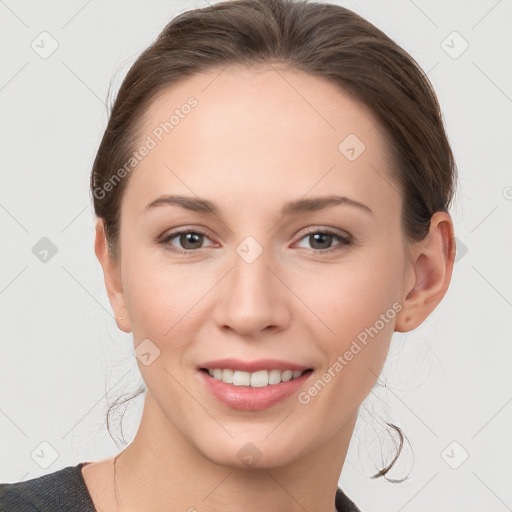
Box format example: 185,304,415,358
143,194,373,216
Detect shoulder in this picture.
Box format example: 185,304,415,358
336,486,362,512
0,463,96,512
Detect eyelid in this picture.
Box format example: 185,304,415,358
159,225,213,240
295,226,352,240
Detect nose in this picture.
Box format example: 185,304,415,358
213,246,291,337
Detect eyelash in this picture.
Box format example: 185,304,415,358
159,227,352,255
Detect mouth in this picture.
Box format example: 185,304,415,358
199,367,313,387
198,365,315,411
196,358,315,410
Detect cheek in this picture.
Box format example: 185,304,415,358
122,252,209,344
295,272,397,428
291,245,403,398
295,251,403,340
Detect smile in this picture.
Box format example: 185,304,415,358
202,368,312,387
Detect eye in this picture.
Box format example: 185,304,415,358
294,229,352,252
159,229,215,254
158,227,352,255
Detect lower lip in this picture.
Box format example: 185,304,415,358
198,369,313,411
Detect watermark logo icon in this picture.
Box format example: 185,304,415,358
441,441,469,469
236,236,263,264
31,441,59,469
454,237,468,262
237,442,262,468
134,338,161,366
32,237,58,263
441,31,469,59
338,134,366,161
31,31,59,59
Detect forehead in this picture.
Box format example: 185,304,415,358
125,64,399,215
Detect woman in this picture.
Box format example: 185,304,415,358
0,0,456,510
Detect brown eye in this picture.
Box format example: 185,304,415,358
295,230,352,252
177,232,204,250
308,233,333,250
160,229,214,254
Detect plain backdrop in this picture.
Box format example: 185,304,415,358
1,1,511,511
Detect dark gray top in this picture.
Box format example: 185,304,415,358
0,462,361,511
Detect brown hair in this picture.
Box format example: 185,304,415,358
93,0,456,480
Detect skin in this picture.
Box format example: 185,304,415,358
86,64,455,512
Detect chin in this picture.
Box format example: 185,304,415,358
192,432,309,471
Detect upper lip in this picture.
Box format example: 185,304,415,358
198,358,312,373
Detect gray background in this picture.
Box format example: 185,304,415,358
1,1,511,511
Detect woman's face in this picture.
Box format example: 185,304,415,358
109,65,416,468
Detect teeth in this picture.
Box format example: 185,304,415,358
206,368,307,387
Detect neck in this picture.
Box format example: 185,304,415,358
114,392,357,512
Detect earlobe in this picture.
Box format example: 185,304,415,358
395,212,455,333
94,219,132,333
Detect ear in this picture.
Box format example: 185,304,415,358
94,218,132,333
395,211,456,332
